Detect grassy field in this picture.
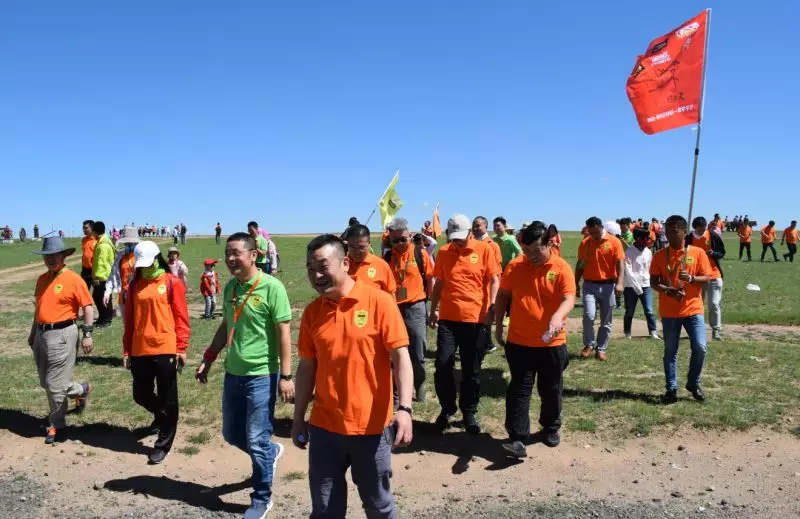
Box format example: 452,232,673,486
0,233,798,452
0,238,82,269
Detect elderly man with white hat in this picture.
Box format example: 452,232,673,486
27,237,95,444
103,226,140,324
429,214,501,434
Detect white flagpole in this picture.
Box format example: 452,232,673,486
364,169,400,227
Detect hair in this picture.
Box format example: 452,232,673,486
692,216,707,229
619,217,631,226
307,234,346,259
665,215,688,230
386,217,408,232
585,216,602,228
520,221,557,246
82,219,94,227
412,233,424,242
92,221,106,234
492,216,507,226
348,216,360,226
227,232,256,250
714,213,720,219
473,216,488,227
247,221,259,230
769,220,775,226
652,217,658,222
792,220,798,225
344,224,371,240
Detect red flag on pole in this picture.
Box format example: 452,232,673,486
626,10,709,135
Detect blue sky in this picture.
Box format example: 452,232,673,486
1,1,797,235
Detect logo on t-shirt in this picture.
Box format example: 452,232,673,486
249,295,263,308
367,267,377,279
158,284,167,295
354,309,368,328
602,242,611,251
686,257,695,266
546,271,557,282
469,253,478,264
54,284,63,294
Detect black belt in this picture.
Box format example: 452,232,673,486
37,320,76,331
585,279,616,285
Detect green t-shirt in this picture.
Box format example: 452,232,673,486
494,233,523,269
223,272,292,376
255,235,269,266
620,230,634,250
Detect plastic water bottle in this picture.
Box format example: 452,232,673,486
296,433,308,447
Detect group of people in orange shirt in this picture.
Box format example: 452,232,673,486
737,219,798,263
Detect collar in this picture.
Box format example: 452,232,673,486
236,270,262,288
352,253,375,266
692,231,707,240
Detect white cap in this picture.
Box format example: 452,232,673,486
446,214,470,240
133,241,160,268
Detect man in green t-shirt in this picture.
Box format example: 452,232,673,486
196,232,294,519
492,216,523,270
248,221,270,273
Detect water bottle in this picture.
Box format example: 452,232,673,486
296,433,308,447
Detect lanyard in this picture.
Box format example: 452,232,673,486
664,246,685,287
393,252,412,285
227,273,262,347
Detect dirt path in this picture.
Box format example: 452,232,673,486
0,423,797,518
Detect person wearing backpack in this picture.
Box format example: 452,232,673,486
385,217,434,402
123,241,190,465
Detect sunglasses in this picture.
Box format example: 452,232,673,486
391,237,408,244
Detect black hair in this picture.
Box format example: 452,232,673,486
247,221,258,230
521,221,556,246
473,216,488,226
619,217,632,225
82,219,94,227
93,221,106,234
492,216,507,226
769,220,775,226
227,232,256,250
412,233,424,242
585,216,602,228
344,224,371,240
665,215,688,230
307,234,346,259
692,216,707,229
348,216,360,226
792,220,797,225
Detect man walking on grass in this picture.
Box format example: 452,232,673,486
292,234,414,519
782,220,798,262
473,216,502,354
345,224,397,295
738,218,752,261
91,221,116,328
650,215,712,404
493,216,522,271
575,217,624,361
689,217,726,341
761,221,780,262
196,232,295,519
80,219,96,290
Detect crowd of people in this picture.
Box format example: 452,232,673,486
22,210,800,519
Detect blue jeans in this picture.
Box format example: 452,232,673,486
222,373,279,507
582,281,615,352
662,315,706,392
623,287,657,335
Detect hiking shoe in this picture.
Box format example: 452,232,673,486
485,344,498,353
147,448,170,465
272,442,284,475
502,440,527,458
650,332,661,340
661,390,678,405
712,331,722,341
595,351,608,362
685,384,706,402
533,430,560,448
74,383,92,413
45,426,57,445
435,412,453,431
463,413,481,435
244,501,273,519
624,334,632,339
580,346,594,359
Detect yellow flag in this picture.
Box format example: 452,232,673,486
378,171,403,228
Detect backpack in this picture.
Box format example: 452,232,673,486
384,246,428,300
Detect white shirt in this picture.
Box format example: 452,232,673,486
624,245,652,293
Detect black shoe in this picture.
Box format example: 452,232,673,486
485,344,498,353
533,430,560,448
148,448,169,465
435,412,453,431
463,413,481,435
502,440,527,458
685,384,705,401
662,390,678,404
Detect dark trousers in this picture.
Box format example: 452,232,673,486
761,243,778,262
130,355,179,452
504,343,568,442
215,233,221,245
92,279,114,324
739,242,751,261
785,243,797,262
80,267,93,290
434,321,483,416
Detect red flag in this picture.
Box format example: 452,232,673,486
626,10,708,135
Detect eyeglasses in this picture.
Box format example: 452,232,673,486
224,248,254,258
391,237,408,244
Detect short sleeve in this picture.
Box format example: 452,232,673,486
558,262,577,295
649,252,662,277
614,239,625,260
267,278,292,323
499,262,516,292
297,306,317,360
433,253,445,279
422,251,434,278
383,263,397,294
484,247,502,279
695,250,713,277
74,276,93,308
377,293,409,352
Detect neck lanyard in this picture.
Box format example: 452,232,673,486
664,246,685,287
393,251,412,285
227,273,262,347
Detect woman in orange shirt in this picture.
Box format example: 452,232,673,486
123,241,190,465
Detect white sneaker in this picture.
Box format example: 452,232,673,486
272,441,285,475
650,332,661,340
624,334,632,339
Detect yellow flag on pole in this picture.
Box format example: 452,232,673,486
378,171,403,228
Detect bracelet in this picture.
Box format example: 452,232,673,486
81,324,94,333
397,405,413,416
203,347,218,363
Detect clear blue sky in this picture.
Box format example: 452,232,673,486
1,1,797,235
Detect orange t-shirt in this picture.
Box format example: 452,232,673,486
690,231,721,280
577,234,625,281
81,236,97,269
118,251,136,305
35,268,92,324
387,246,434,304
738,225,752,243
650,246,712,318
783,228,798,244
122,273,190,356
298,280,409,436
433,238,502,323
348,253,397,295
761,226,776,244
499,254,576,347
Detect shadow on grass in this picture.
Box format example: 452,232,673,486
76,355,124,368
0,408,149,455
563,388,662,405
395,420,523,473
104,475,249,514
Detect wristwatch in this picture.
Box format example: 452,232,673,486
397,405,413,416
280,374,293,381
